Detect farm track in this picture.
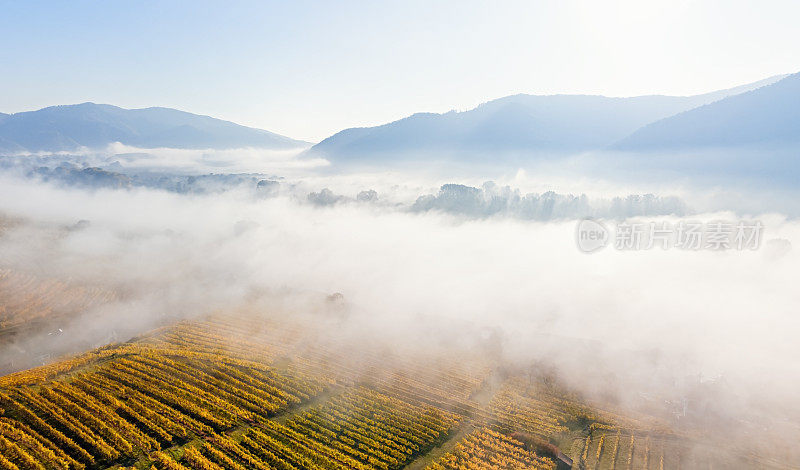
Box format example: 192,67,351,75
271,384,345,425
403,422,480,470
402,371,502,470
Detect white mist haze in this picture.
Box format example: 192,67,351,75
4,2,800,466
0,171,798,450
1,143,321,174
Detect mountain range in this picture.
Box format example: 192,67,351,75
306,74,791,162
0,103,308,154
615,72,800,150
1,73,798,166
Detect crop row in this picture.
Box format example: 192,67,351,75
144,387,461,470
426,427,556,470
0,325,332,468
0,269,116,332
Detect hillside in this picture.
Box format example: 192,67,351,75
0,312,787,470
0,103,308,154
614,72,800,150
306,75,786,163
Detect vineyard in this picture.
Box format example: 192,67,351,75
0,313,796,469
0,269,116,335
426,428,556,470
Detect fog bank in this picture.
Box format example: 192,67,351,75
0,172,798,457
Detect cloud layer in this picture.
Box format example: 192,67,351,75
0,170,798,457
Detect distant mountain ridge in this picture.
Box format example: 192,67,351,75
614,73,800,150
307,74,788,162
3,73,796,162
0,103,308,154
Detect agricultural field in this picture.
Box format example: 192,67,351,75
426,428,556,470
0,269,116,340
0,312,795,470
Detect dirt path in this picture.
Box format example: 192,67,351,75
272,385,345,425
402,372,503,470
403,421,480,470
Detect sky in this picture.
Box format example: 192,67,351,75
1,0,799,142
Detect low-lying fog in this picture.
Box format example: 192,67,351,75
0,148,799,457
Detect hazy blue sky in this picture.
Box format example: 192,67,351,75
2,0,799,141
